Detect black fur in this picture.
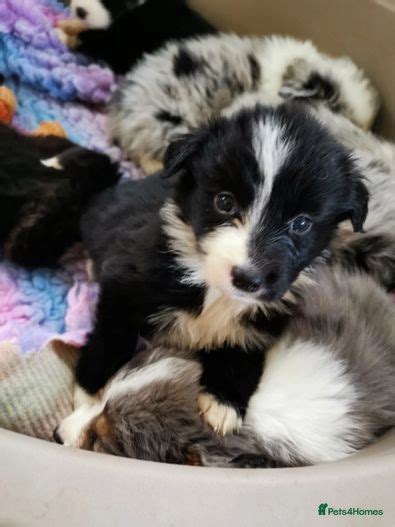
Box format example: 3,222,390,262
156,110,183,125
76,105,368,416
199,347,266,418
173,48,202,77
0,124,120,267
75,0,216,74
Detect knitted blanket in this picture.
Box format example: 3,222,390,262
0,0,139,439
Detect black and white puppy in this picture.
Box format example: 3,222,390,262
57,266,395,467
62,0,215,74
109,33,379,172
76,104,369,434
0,124,120,268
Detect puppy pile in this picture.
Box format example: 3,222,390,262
57,265,395,467
2,3,394,468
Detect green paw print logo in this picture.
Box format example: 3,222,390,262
318,503,329,516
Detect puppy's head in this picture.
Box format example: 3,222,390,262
56,352,204,464
70,0,147,29
163,104,368,303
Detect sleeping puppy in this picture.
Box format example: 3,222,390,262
0,124,120,268
108,33,379,173
75,103,370,435
58,0,215,74
56,266,395,467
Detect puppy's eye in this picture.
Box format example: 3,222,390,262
214,192,236,214
289,215,313,234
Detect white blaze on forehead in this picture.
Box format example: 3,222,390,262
71,0,111,29
252,116,292,210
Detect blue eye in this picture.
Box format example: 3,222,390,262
289,215,313,234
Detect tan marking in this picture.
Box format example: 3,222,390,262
198,393,242,436
94,414,111,439
139,157,164,175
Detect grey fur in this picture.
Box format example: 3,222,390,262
72,266,395,467
308,105,395,287
109,33,379,171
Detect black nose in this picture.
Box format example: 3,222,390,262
53,426,63,444
76,6,88,19
231,266,262,293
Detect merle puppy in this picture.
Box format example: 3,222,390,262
61,0,215,74
76,103,369,434
57,266,395,467
108,33,379,172
0,124,120,268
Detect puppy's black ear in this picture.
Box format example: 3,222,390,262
162,132,203,178
348,173,369,232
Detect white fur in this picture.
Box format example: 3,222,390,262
245,338,360,464
57,402,104,447
41,156,62,170
70,0,111,29
252,116,292,209
109,33,379,167
106,357,190,400
158,201,290,350
58,357,191,446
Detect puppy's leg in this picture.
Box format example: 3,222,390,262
76,279,141,394
198,346,264,436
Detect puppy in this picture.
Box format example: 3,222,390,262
58,0,215,74
108,33,379,172
0,124,120,268
56,266,395,467
75,104,370,435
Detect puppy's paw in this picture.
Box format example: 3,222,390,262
198,392,242,436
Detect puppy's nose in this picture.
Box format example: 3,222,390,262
53,426,63,444
231,266,262,293
76,6,88,19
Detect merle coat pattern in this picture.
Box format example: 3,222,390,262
57,266,395,467
109,33,379,172
76,104,370,433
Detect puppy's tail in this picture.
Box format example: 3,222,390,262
330,230,395,289
275,41,380,131
196,429,306,469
